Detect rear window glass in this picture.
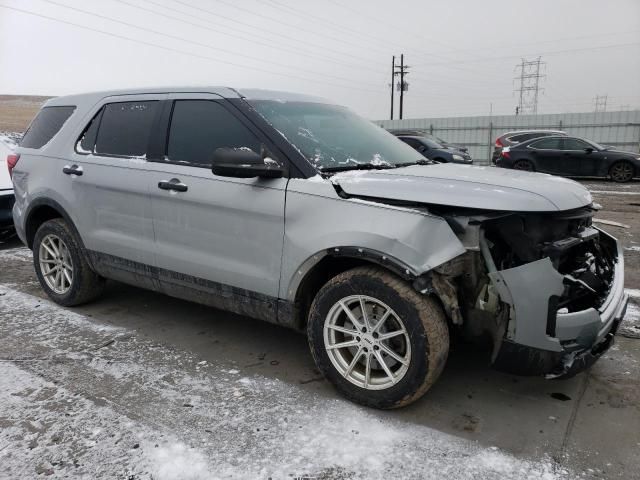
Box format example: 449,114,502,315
21,106,75,149
95,101,158,157
167,100,261,166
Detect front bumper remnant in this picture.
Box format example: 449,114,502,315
487,228,628,377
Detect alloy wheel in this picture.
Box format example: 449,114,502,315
323,295,411,390
39,233,74,294
513,160,533,171
610,162,633,182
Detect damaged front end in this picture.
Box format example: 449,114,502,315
428,206,628,378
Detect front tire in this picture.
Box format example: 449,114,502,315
609,161,634,183
33,219,105,306
307,266,449,409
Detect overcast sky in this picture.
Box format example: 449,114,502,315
1,0,639,119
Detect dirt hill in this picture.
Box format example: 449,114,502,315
0,95,52,132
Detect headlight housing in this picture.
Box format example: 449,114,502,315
452,154,464,161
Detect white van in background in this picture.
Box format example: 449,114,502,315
0,135,16,237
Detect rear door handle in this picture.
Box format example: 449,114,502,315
158,178,188,192
63,165,83,176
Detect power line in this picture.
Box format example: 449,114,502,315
0,4,386,94
143,0,384,71
174,0,394,65
261,0,427,57
36,0,386,89
413,42,640,67
110,0,386,76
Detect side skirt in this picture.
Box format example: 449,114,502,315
87,251,296,328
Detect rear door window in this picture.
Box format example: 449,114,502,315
562,138,591,150
399,137,420,149
166,100,262,167
94,101,158,157
529,138,562,150
21,106,76,149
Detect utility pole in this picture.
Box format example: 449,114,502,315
594,94,608,113
390,56,395,120
394,54,410,120
514,57,545,115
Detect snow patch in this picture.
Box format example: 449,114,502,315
0,247,32,262
626,288,640,299
146,442,209,480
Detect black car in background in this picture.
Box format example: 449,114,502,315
389,129,469,154
492,129,567,163
396,135,473,164
496,135,640,182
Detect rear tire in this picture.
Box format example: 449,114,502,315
513,159,534,171
609,161,634,183
33,218,105,306
307,266,449,409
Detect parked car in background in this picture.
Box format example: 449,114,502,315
0,137,16,238
388,129,469,154
12,88,627,409
395,135,473,164
496,135,640,182
492,129,567,163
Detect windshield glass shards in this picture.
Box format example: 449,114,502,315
248,100,426,171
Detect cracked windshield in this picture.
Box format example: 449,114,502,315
249,100,425,171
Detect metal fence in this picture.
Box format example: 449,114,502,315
375,110,640,165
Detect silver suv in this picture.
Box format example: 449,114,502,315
11,88,628,409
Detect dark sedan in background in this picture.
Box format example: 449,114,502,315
388,129,469,154
496,135,640,182
492,129,567,163
395,135,473,164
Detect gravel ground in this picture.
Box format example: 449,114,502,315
0,179,638,479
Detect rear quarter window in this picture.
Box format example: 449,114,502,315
20,106,76,149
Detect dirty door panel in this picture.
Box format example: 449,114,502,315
147,95,288,317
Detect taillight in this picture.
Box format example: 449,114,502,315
7,153,20,178
495,138,503,148
501,150,511,159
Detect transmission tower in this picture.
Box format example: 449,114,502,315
594,95,608,113
514,57,545,115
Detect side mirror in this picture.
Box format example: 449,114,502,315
211,148,284,179
584,147,594,154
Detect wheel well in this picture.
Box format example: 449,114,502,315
610,159,635,172
25,205,63,248
293,255,403,330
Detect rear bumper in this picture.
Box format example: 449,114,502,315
490,228,627,377
0,190,15,229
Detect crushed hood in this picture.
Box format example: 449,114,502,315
333,164,592,212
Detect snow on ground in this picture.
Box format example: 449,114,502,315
0,283,571,480
0,131,21,149
0,246,33,262
620,289,640,337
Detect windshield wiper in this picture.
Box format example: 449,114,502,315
319,162,397,173
395,159,433,167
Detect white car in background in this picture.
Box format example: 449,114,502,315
1,136,16,236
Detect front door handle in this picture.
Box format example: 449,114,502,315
158,178,188,192
62,165,83,176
